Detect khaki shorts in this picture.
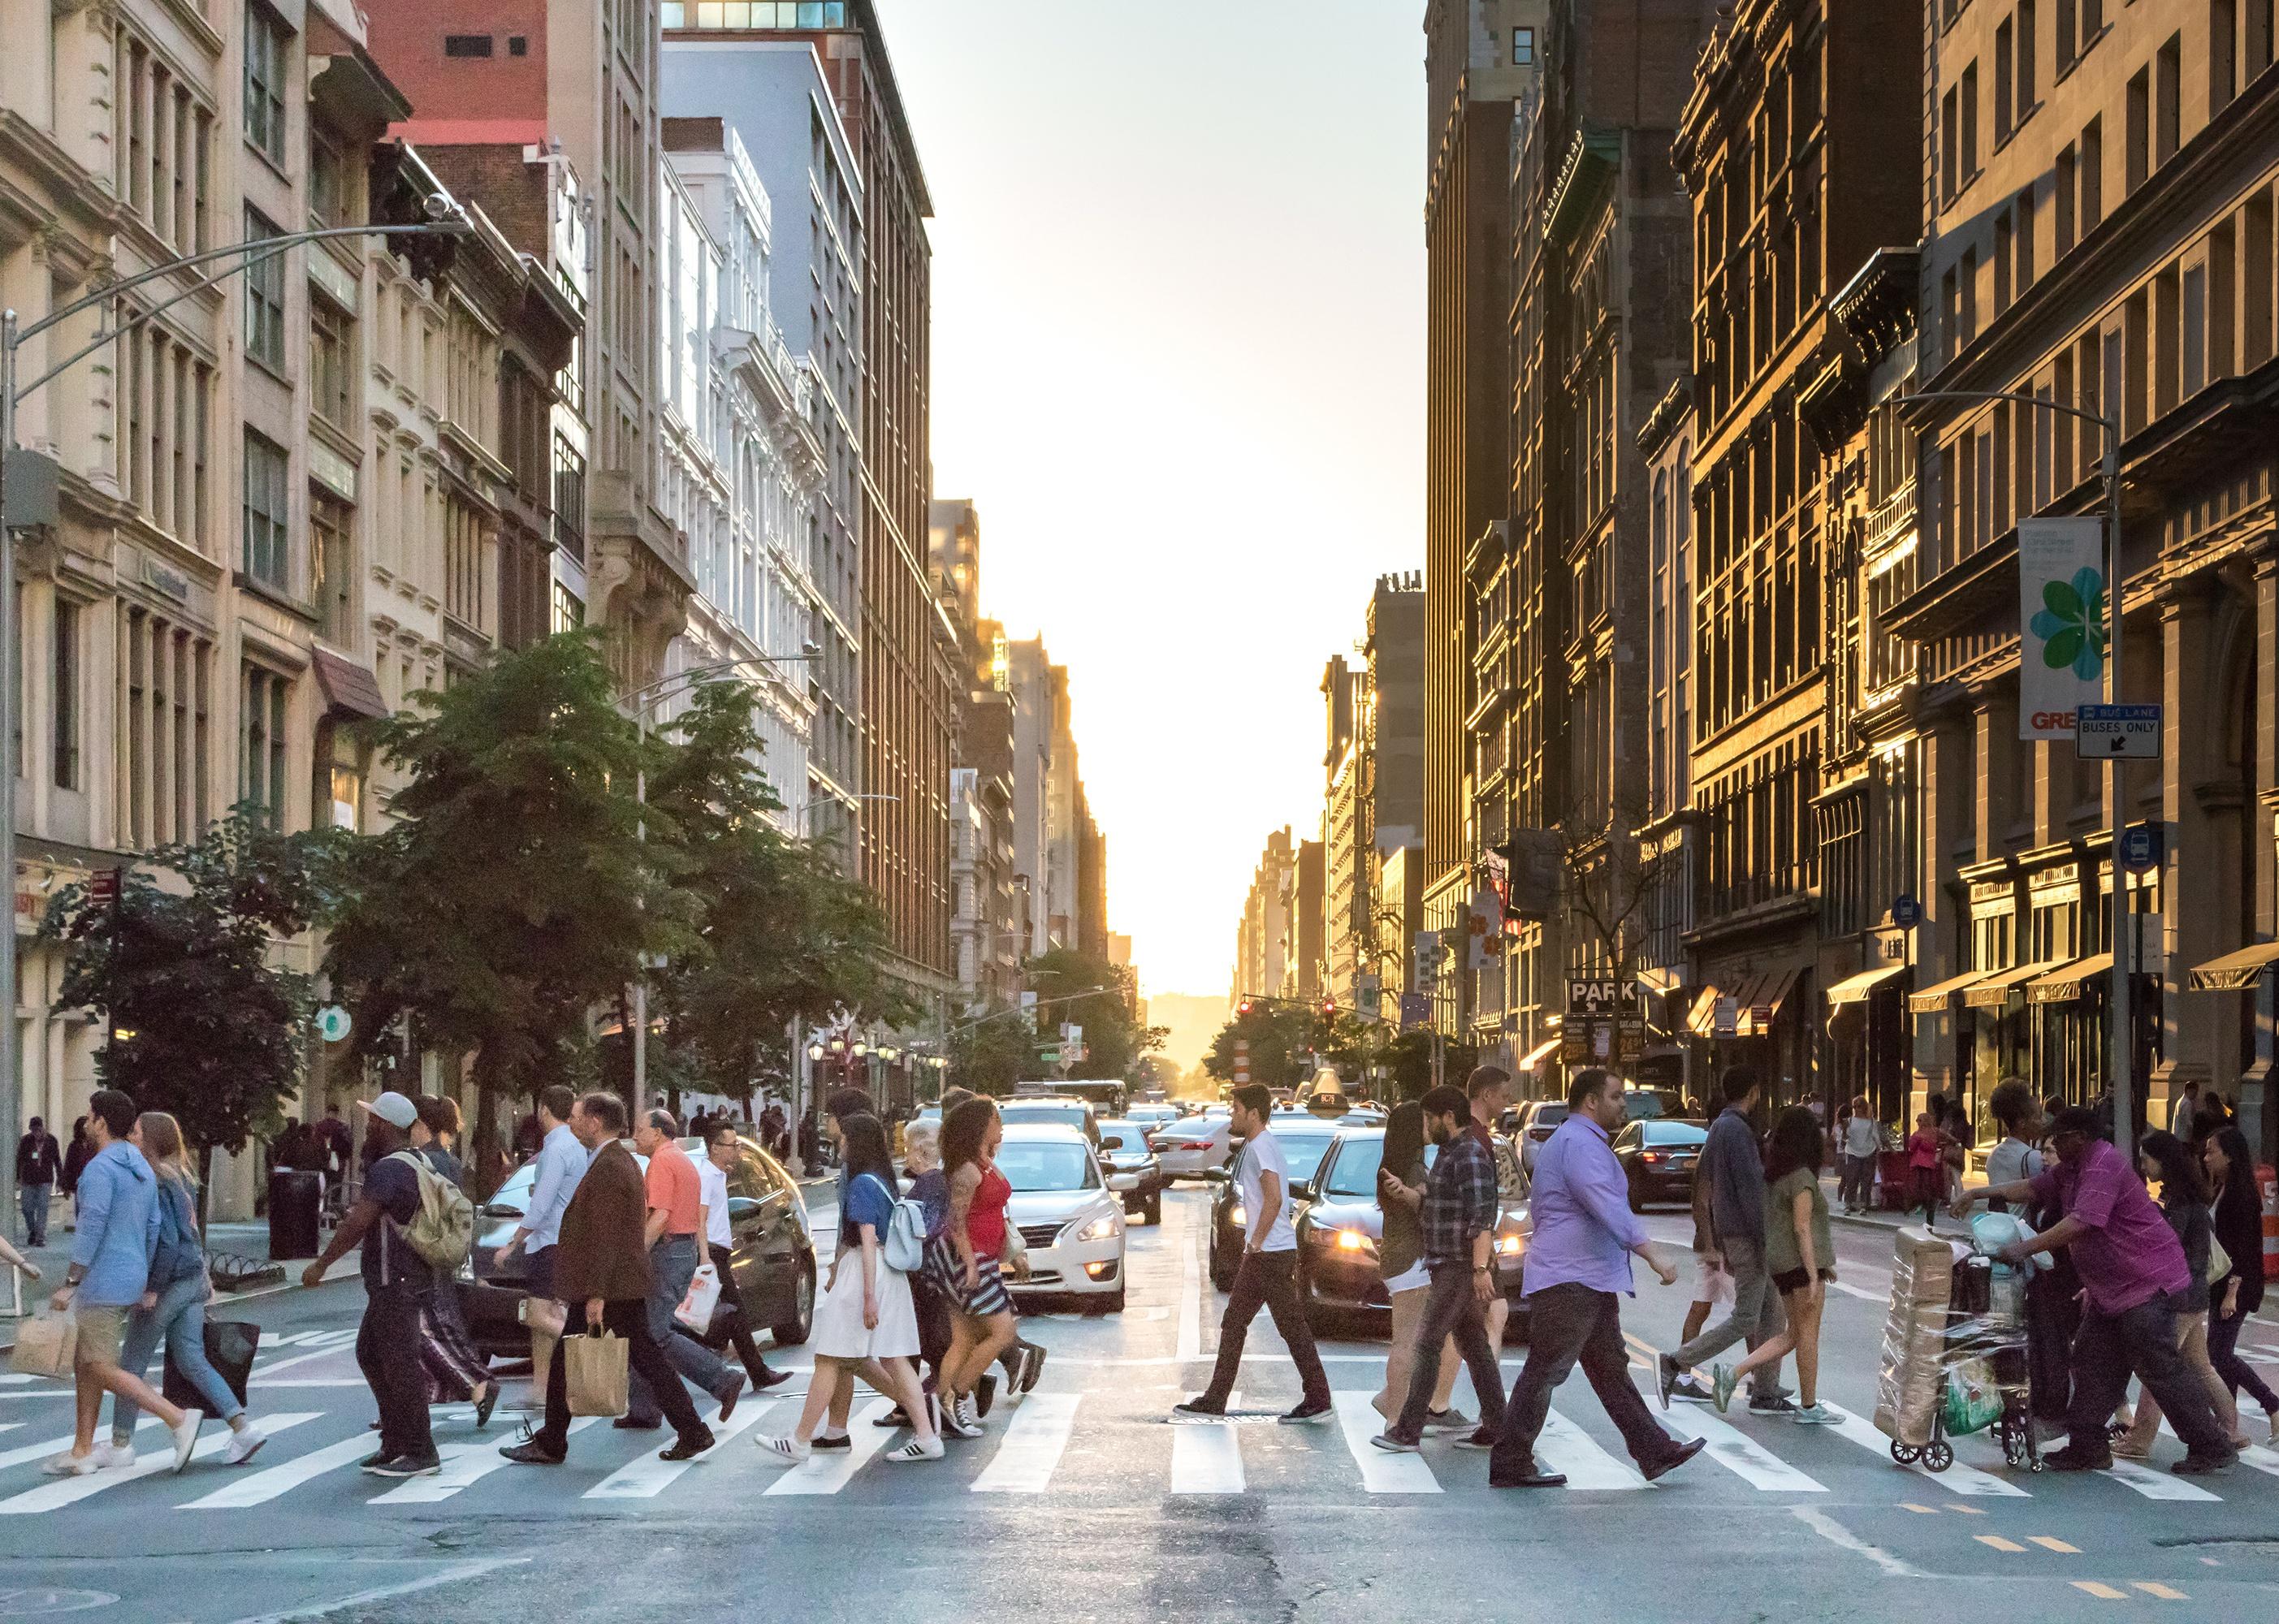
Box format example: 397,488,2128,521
73,1304,131,1368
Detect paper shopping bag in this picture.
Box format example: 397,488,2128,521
673,1263,721,1334
9,1310,76,1380
563,1330,630,1417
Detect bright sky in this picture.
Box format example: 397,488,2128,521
876,0,1426,1004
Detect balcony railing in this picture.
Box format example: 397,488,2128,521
1865,478,1918,560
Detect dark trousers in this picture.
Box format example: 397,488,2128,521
417,1282,490,1403
355,1280,435,1462
912,1276,954,1385
536,1298,707,1453
1492,1282,1681,1479
2208,1298,2279,1416
698,1241,774,1385
2065,1291,2234,1458
2025,1264,2080,1420
1389,1261,1506,1443
1199,1250,1329,1410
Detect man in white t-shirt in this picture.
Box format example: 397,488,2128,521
687,1120,790,1390
1174,1085,1331,1424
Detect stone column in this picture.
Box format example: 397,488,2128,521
2157,582,2224,1120
2247,550,2279,1161
1914,707,1970,1107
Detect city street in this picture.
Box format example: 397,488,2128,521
0,1189,2275,1621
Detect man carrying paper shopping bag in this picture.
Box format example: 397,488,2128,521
501,1092,716,1466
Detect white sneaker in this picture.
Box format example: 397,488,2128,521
39,1451,98,1477
224,1423,268,1465
170,1410,205,1474
755,1435,810,1464
884,1436,945,1462
91,1440,136,1471
945,1392,985,1438
1790,1403,1839,1425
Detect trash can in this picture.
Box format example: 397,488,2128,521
267,1169,322,1260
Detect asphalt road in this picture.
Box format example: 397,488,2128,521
1,1188,2277,1622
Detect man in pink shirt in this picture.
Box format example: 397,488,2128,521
1958,1105,2234,1475
621,1110,744,1431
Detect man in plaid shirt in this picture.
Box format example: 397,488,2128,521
1373,1084,1508,1452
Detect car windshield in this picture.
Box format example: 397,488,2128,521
1097,1122,1146,1151
996,1141,1101,1192
1277,1132,1340,1184
1322,1138,1384,1197
1000,1104,1087,1130
1622,1092,1671,1121
482,1165,534,1215
1529,1104,1570,1132
1643,1121,1708,1145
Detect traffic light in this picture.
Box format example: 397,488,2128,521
1236,999,1254,1017
1321,996,1338,1017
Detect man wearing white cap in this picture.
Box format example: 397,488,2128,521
301,1091,440,1476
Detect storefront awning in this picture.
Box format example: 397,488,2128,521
2026,952,2115,1005
1962,961,2064,1009
1907,968,1990,1013
1517,1037,1563,1071
2189,940,2279,992
1635,965,1683,997
1685,986,1725,1037
1739,961,1808,1034
1826,963,1908,1006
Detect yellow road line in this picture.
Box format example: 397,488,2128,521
2132,1583,2187,1600
1945,1502,1987,1515
2030,1537,2081,1553
2070,1582,2128,1600
1974,1535,2027,1553
1898,1501,1940,1514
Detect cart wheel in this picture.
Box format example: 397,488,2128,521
1890,1443,1921,1465
2028,1457,2047,1474
1923,1441,1954,1472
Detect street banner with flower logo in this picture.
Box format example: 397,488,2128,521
2017,517,2108,741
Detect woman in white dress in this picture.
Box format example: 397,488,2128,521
757,1114,942,1464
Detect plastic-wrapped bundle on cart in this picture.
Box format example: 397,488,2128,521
1873,1224,1956,1446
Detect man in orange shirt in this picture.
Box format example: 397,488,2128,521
621,1109,745,1430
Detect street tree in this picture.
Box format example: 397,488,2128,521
1025,947,1164,1080
323,631,672,1158
642,678,907,1107
946,1006,1048,1097
41,806,344,1203
1200,1000,1323,1093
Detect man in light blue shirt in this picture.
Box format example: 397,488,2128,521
1486,1068,1702,1489
495,1086,589,1407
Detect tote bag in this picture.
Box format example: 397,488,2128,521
9,1310,75,1380
563,1330,630,1417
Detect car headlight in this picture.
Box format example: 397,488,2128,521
1333,1227,1372,1253
1073,1214,1120,1243
1495,1230,1526,1256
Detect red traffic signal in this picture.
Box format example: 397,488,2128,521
1236,999,1253,1016
1321,996,1337,1017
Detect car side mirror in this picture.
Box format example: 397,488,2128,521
1108,1172,1140,1192
1291,1180,1317,1202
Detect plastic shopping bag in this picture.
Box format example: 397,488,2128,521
674,1263,722,1334
563,1330,630,1417
9,1310,76,1380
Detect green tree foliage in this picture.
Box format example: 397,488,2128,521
1026,947,1164,1080
323,632,669,1115
946,1007,1047,1097
1200,1001,1324,1093
42,806,340,1187
642,679,908,1103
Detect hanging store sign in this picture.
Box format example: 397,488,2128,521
2018,517,2108,741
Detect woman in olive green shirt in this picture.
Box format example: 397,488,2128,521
1714,1106,1838,1423
1371,1102,1465,1429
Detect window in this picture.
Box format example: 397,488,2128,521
240,663,289,828
552,433,586,564
1942,88,1960,201
244,208,285,372
1512,25,1536,64
2215,0,2238,111
2156,34,2182,164
443,33,493,56
508,34,529,55
52,599,78,790
2056,145,2078,252
309,133,347,228
244,1,288,164
1995,210,2013,313
311,492,353,644
119,607,214,848
2081,118,2103,229
2016,186,2036,285
309,296,352,429
1996,19,2015,139
2126,67,2150,190
1961,62,1980,179
242,430,289,589
2019,0,2038,109
325,727,364,833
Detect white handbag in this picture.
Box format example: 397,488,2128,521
673,1263,722,1332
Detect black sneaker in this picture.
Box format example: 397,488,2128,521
362,1453,442,1479
2042,1442,2114,1472
1453,1427,1497,1450
357,1449,389,1470
1278,1399,1333,1425
1747,1394,1800,1415
499,1439,565,1466
1172,1398,1226,1419
975,1371,998,1419
1016,1341,1047,1393
2173,1451,2235,1476
1655,1353,1680,1410
811,1432,852,1452
874,1407,912,1428
612,1415,663,1431
659,1430,716,1462
1669,1376,1716,1404
1489,1462,1568,1488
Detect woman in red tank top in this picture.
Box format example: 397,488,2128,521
940,1099,1021,1436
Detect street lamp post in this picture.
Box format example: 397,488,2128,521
1905,388,2131,1159
0,213,469,1242
618,653,818,1117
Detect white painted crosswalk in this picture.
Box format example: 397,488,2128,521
0,1380,2273,1514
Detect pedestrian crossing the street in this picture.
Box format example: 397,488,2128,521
0,1374,2276,1518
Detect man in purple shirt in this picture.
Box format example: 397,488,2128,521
1959,1104,2234,1474
1486,1068,1706,1488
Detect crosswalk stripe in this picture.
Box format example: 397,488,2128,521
2099,1458,2221,1502
1536,1409,1649,1490
1659,1407,1827,1492
179,1422,368,1509
2153,1418,2279,1480
0,1418,163,1475
584,1398,777,1500
975,1393,1083,1494
1168,1393,1242,1496
1331,1391,1438,1494
1819,1402,2027,1496
0,1423,20,1437
0,1414,318,1514
763,1397,896,1494
374,1419,602,1505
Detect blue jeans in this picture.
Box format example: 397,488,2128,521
113,1272,242,1435
625,1234,732,1423
19,1181,50,1247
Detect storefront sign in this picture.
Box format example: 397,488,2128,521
1713,996,1738,1039
2018,517,2108,741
